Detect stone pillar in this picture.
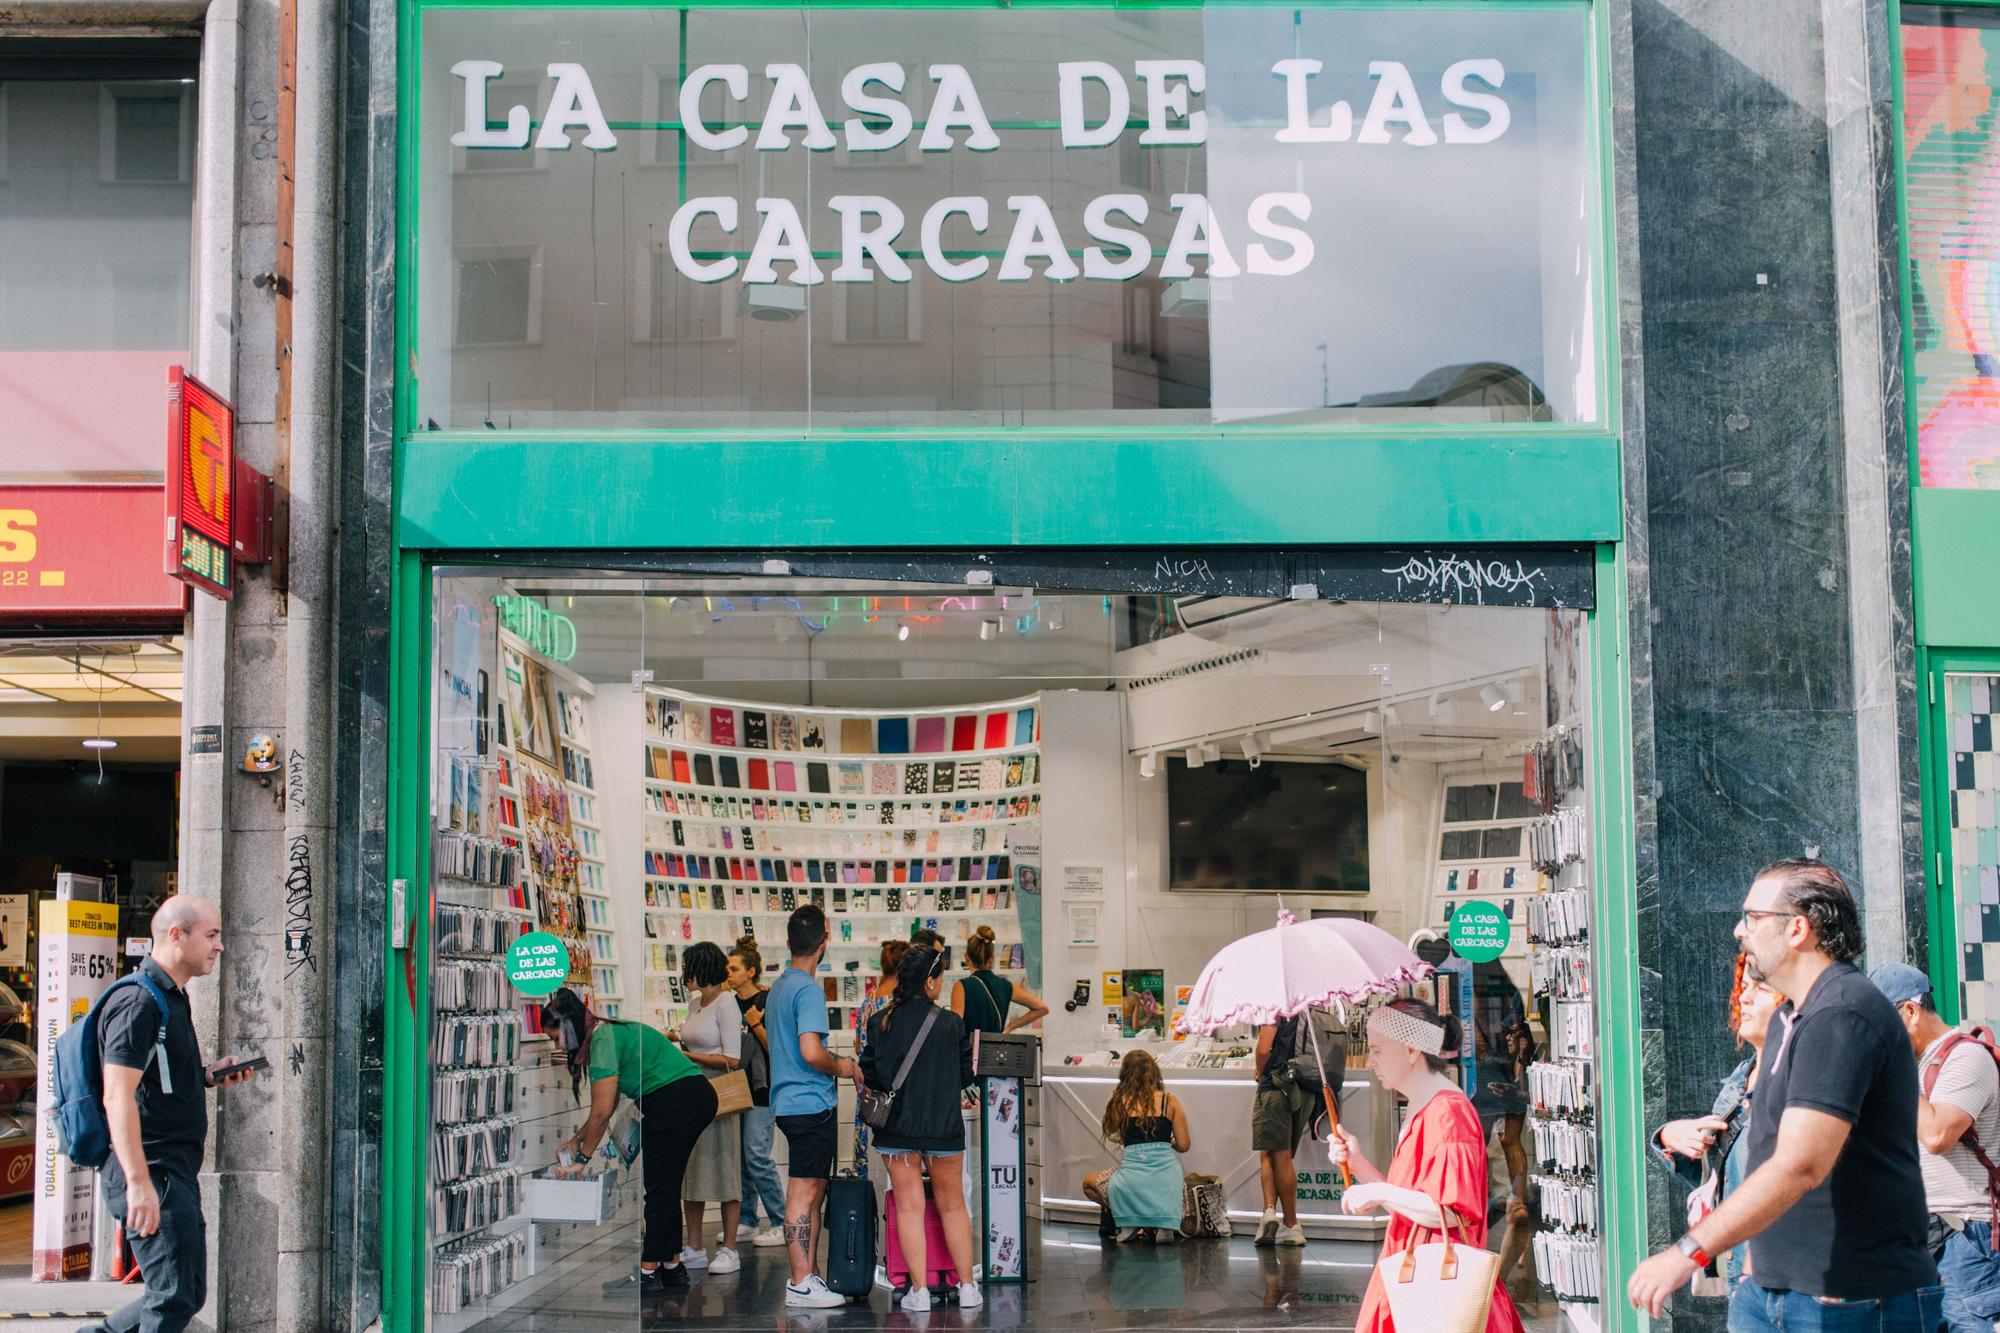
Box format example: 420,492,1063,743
1621,0,1918,1325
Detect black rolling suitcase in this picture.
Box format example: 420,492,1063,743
823,1137,876,1301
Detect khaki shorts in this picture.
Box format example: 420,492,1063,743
1251,1085,1312,1153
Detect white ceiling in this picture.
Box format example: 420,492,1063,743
0,638,183,762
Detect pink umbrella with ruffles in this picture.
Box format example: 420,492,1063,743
1178,908,1432,1185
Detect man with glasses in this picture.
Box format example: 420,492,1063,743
1629,858,1942,1330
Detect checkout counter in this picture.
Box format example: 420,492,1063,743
1040,1049,1394,1240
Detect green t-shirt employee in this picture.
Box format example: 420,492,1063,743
542,988,717,1293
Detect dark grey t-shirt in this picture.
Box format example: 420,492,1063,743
1741,962,1935,1298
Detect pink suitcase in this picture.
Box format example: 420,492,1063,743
884,1185,960,1289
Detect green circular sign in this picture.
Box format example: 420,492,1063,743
1447,900,1510,963
505,931,571,997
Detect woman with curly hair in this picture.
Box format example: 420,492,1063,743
1647,953,1785,1291
1082,1050,1191,1243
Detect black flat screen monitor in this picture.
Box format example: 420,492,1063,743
1167,758,1369,893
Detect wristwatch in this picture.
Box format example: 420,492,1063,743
1674,1234,1712,1269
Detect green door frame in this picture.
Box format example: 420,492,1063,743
1919,648,2000,1024
379,543,1647,1331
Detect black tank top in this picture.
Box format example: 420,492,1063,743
1122,1114,1174,1145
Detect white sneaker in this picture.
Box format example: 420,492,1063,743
900,1286,932,1313
751,1226,787,1248
1117,1228,1142,1243
1276,1224,1308,1247
956,1282,983,1308
679,1245,709,1269
709,1247,740,1274
1254,1209,1280,1246
785,1276,846,1308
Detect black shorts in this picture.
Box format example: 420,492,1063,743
776,1108,837,1180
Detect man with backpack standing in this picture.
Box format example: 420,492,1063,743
84,896,256,1333
1873,962,2000,1332
1251,1011,1342,1249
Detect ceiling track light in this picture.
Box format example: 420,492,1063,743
897,621,911,641
1240,734,1264,768
1431,694,1456,724
1479,683,1507,713
1138,751,1157,780
1185,745,1205,768
1200,742,1222,764
980,618,999,641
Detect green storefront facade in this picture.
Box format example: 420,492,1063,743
1896,0,2000,1027
371,1,1647,1326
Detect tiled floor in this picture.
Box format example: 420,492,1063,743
460,1218,1567,1331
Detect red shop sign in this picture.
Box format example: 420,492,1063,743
0,485,187,627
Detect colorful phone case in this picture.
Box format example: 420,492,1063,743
710,708,737,747
951,716,977,752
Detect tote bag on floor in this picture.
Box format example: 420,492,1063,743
1373,1200,1498,1333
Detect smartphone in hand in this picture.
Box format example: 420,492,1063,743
206,1054,270,1086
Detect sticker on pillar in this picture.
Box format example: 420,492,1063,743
507,930,571,997
1447,899,1510,963
242,733,280,774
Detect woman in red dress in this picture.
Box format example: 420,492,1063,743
1328,997,1526,1333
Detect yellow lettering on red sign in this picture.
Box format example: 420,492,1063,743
0,511,36,564
187,406,230,526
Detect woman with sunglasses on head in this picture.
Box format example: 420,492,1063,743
1647,954,1784,1292
1327,997,1525,1333
544,987,716,1295
860,943,980,1313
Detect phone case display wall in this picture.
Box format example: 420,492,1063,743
1429,772,1549,985
641,688,1041,1034
1521,722,1602,1314
427,616,622,1326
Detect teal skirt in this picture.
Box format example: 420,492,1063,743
1107,1141,1185,1231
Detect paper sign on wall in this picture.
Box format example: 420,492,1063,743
1067,904,1099,948
1062,864,1104,897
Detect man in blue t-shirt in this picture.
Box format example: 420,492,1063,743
767,904,859,1308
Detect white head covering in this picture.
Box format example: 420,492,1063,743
1367,1004,1447,1057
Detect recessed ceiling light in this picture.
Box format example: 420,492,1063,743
82,738,118,750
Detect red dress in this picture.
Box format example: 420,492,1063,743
1355,1089,1525,1333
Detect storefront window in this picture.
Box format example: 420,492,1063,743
0,57,197,479
420,571,1609,1322
1904,6,2000,487
414,4,1602,432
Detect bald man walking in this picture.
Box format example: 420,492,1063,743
86,897,257,1333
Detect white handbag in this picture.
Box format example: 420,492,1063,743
1373,1197,1498,1333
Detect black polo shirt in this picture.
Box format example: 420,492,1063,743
97,957,207,1179
1741,961,1936,1298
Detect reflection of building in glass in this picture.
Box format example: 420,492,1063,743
1354,363,1552,422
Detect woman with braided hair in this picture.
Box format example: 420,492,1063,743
1327,997,1525,1333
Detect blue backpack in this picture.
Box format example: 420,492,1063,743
52,972,172,1169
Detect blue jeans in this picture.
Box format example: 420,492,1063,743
738,1105,785,1229
1941,1220,2000,1333
1728,1279,1945,1332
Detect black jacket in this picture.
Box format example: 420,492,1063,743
860,999,975,1153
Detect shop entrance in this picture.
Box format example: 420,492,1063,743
410,553,1617,1332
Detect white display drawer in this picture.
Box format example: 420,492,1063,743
524,1169,620,1224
